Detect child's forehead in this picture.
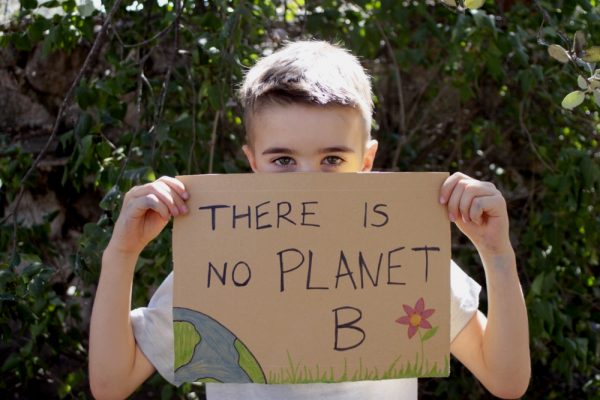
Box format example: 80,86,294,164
247,102,369,145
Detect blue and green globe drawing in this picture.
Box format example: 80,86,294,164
173,307,266,384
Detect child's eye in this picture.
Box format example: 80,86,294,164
322,156,344,166
273,156,295,166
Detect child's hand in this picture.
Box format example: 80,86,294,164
440,172,511,256
107,176,189,256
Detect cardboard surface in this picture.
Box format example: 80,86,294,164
173,172,450,384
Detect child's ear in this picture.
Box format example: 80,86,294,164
361,139,378,172
242,144,258,172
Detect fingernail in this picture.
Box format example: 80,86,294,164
183,192,189,200
449,213,456,222
439,196,446,204
180,205,188,214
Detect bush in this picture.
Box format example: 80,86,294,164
0,0,598,398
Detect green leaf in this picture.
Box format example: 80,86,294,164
421,326,438,342
530,273,544,296
75,84,97,110
582,46,600,63
99,185,121,211
58,382,72,399
42,25,59,55
464,0,485,9
74,113,92,138
21,0,38,10
581,156,599,187
594,90,600,107
561,90,585,110
577,75,589,90
28,18,52,42
1,353,20,372
572,31,586,56
548,44,570,63
471,10,496,34
77,0,95,18
39,0,60,7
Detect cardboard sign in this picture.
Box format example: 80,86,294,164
173,172,450,385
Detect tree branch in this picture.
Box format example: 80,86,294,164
208,111,221,174
373,19,407,170
519,98,556,172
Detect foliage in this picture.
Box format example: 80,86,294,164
547,30,600,109
1,0,599,398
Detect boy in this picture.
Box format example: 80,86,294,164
89,41,530,399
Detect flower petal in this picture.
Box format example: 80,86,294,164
421,308,435,319
408,325,418,339
403,304,414,316
396,316,410,325
420,319,432,329
415,298,425,313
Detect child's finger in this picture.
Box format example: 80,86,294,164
126,182,180,217
469,195,505,225
446,179,467,222
153,180,188,216
458,182,499,223
156,176,189,200
129,193,170,220
469,196,487,225
439,172,470,205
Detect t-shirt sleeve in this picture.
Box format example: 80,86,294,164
130,271,177,386
450,260,481,342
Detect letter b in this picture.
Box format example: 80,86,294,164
332,306,366,351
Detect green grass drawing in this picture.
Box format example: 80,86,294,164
174,320,201,370
267,351,449,384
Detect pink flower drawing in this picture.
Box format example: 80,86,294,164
395,297,435,339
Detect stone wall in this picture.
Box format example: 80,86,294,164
1,42,101,260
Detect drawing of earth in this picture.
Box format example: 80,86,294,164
173,307,266,384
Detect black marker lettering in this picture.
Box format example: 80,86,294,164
359,251,383,288
255,201,273,230
232,205,251,229
277,201,296,227
387,246,406,285
333,306,366,351
207,261,227,287
372,204,389,227
301,201,320,227
232,261,252,286
306,250,329,290
335,251,357,290
411,246,440,282
277,248,304,292
198,204,230,230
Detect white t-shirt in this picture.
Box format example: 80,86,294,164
131,260,481,399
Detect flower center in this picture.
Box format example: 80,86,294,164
410,314,422,327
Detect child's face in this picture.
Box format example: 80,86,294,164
242,103,378,173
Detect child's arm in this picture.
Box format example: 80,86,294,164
89,177,189,399
441,173,530,399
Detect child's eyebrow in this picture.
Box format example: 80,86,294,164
262,147,294,155
261,146,355,155
318,146,355,154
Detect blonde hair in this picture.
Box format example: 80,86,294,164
238,40,373,140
